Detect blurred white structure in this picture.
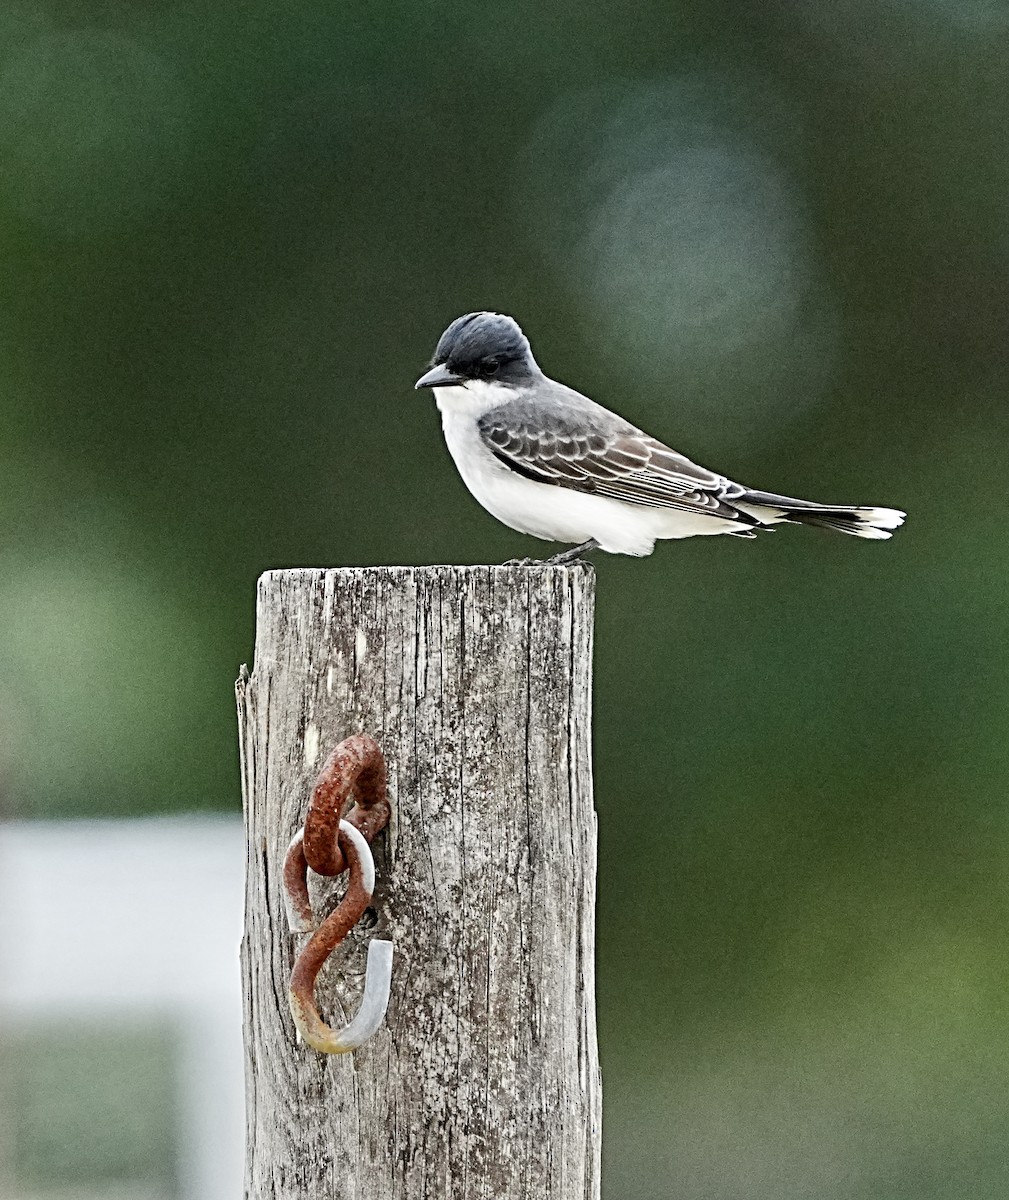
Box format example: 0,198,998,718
0,817,245,1200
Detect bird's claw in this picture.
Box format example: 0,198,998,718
502,540,599,567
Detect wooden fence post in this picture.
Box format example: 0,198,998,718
236,565,600,1199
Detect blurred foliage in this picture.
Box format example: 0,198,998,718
1,1021,178,1193
1,0,1007,1195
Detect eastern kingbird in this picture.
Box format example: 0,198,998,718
415,312,905,561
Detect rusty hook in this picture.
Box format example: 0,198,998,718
283,734,393,1054
287,820,392,1053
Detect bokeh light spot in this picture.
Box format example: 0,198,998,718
584,148,801,361
518,77,839,449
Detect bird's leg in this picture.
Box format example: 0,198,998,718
545,539,599,565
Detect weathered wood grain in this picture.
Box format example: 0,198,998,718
236,566,600,1200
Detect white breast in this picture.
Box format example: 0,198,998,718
431,384,739,556
433,387,640,554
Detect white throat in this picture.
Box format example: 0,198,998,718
432,378,517,418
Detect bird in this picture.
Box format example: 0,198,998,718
415,311,905,563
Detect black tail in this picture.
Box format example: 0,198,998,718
740,491,906,541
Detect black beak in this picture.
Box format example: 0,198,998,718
415,363,464,390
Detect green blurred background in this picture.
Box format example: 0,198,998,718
1,0,1007,1195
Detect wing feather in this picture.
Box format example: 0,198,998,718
478,397,753,524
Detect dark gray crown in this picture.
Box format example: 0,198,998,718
433,312,532,372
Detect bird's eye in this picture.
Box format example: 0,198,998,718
482,358,500,375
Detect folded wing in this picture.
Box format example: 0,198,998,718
478,395,759,528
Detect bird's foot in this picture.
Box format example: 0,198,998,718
502,540,599,567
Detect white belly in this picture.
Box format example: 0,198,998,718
436,399,739,556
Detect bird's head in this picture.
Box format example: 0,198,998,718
415,312,539,392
